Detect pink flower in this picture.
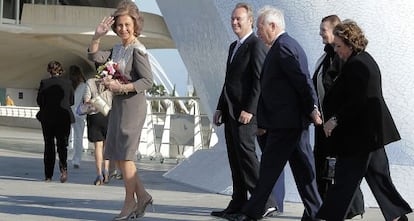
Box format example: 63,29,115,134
96,60,129,84
105,60,117,75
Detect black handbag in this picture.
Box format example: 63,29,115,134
322,157,336,184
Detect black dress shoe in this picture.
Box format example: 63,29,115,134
398,214,408,221
210,210,227,218
345,212,363,219
225,213,257,221
262,207,279,217
210,208,237,218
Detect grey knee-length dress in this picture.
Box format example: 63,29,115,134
88,41,153,161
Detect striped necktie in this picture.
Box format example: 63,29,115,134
230,41,241,62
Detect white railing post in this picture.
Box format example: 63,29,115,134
0,0,3,24
159,99,173,159
190,99,203,153
138,100,156,160
16,0,20,24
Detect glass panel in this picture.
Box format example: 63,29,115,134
2,0,17,19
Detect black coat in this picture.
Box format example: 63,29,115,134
36,75,75,124
323,51,400,155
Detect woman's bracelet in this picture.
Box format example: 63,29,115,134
330,116,338,125
120,84,128,95
91,38,100,44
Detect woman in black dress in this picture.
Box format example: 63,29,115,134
316,20,412,221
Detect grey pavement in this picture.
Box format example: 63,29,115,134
0,125,412,221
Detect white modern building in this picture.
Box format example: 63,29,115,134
156,0,414,208
0,0,174,105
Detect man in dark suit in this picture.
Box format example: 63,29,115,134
37,61,75,183
228,6,323,221
211,3,277,218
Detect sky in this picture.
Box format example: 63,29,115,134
136,0,189,96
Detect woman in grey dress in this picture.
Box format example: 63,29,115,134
87,1,153,220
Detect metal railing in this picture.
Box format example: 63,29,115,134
0,105,39,118
0,96,213,163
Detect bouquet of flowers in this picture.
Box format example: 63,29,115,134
96,60,129,84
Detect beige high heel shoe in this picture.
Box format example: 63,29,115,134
112,204,138,221
135,196,154,218
112,212,136,221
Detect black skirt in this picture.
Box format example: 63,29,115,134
86,112,109,142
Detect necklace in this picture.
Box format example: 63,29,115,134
122,37,137,47
112,39,139,75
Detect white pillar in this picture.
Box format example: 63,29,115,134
159,99,173,158
190,99,203,155
138,100,156,158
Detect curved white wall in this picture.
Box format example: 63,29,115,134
157,0,414,207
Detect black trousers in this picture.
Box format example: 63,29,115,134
316,148,412,221
257,132,286,212
243,128,322,220
224,116,276,211
41,121,71,179
313,125,364,218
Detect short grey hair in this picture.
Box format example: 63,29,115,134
257,5,285,30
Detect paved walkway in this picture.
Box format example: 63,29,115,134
0,125,412,221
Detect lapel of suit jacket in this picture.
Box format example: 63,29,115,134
261,33,287,77
323,53,354,100
227,41,238,68
228,34,253,71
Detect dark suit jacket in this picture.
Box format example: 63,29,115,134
217,33,267,120
257,33,317,129
323,51,400,155
37,75,75,124
312,44,342,102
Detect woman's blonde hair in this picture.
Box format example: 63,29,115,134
334,19,368,53
111,0,144,37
